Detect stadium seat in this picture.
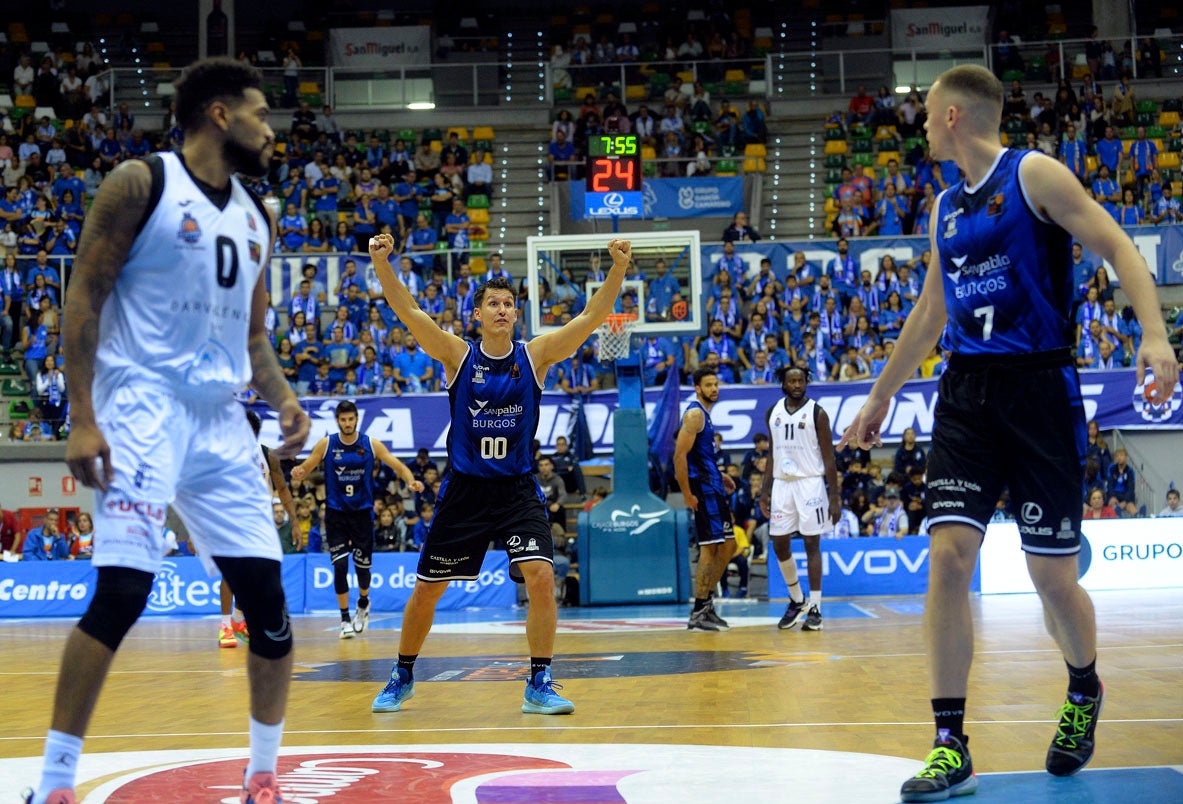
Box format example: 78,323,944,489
743,143,766,158
33,106,55,120
8,400,29,420
1170,137,1183,153
824,197,838,213
574,86,596,101
429,139,442,153
1137,100,1159,114
823,154,847,169
1160,152,1181,169
446,127,470,143
1159,112,1180,128
468,208,490,225
625,84,646,101
0,95,12,110
716,159,738,176
676,71,694,84
397,128,417,143
467,194,490,209
877,150,900,166
852,153,873,167
641,145,657,161
825,169,844,183
297,81,319,96
472,125,495,142
1085,155,1098,173
2,378,29,396
743,157,765,172
852,138,873,154
824,140,848,156
824,127,845,141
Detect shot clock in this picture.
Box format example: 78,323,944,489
583,133,643,218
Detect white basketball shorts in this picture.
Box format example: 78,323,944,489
92,382,280,576
769,476,833,537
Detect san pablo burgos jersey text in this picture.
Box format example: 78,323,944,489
447,341,543,477
324,433,375,511
769,398,825,481
936,149,1074,356
684,400,727,494
94,152,270,405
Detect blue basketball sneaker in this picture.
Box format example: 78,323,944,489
371,668,415,713
522,668,575,715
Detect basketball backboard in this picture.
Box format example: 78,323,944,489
524,231,703,338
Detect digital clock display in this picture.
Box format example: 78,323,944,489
588,135,639,157
583,135,643,218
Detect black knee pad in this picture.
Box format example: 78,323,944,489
215,557,292,660
355,566,371,591
78,567,153,651
333,558,350,595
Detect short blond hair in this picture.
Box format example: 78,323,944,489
934,64,1004,130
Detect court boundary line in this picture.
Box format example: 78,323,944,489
3,717,1183,742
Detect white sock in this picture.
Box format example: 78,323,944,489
232,609,245,623
221,614,232,628
245,718,284,780
36,730,83,801
809,590,822,609
778,557,804,604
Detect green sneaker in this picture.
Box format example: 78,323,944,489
1046,682,1104,776
900,730,978,802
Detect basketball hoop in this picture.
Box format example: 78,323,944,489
595,313,639,362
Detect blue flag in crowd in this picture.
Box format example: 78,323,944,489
568,398,595,462
646,368,682,472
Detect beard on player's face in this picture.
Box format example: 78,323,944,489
224,134,269,178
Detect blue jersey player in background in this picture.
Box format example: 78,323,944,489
674,367,738,631
292,400,423,638
367,232,632,716
841,65,1178,803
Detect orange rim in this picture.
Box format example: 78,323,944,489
603,313,638,334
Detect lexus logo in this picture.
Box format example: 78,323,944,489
1021,502,1043,524
604,192,624,207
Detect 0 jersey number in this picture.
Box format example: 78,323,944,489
480,437,508,460
215,235,239,288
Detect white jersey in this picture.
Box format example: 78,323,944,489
93,151,268,405
257,443,275,498
769,398,826,481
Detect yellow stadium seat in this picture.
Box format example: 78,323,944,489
468,208,490,225
429,139,442,153
641,146,657,160
1085,155,1098,173
1159,152,1180,169
446,127,469,142
676,71,694,84
470,152,493,165
824,197,838,213
470,256,487,273
824,140,848,155
1121,139,1134,154
754,36,772,49
15,95,35,109
625,84,647,101
297,81,320,95
874,125,898,140
472,125,495,141
1172,181,1182,196
1000,133,1009,146
574,86,596,101
724,69,747,83
877,150,901,166
743,143,767,157
863,166,877,179
743,157,766,172
1159,111,1180,128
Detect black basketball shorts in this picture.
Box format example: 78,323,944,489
925,350,1087,555
324,507,375,567
416,471,554,582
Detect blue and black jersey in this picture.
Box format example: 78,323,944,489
447,341,543,477
324,433,375,511
935,149,1074,356
684,400,727,495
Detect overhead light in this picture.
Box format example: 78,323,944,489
895,85,911,94
407,102,435,110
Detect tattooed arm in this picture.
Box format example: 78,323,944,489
248,201,310,458
63,160,152,490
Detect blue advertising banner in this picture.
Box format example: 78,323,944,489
584,190,643,219
249,367,1180,461
763,535,980,597
569,177,743,221
0,554,512,618
303,552,515,611
701,227,1183,288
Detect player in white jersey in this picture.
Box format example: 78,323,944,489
759,366,840,631
27,59,310,804
215,409,300,649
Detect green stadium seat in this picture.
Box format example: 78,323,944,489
1136,100,1158,114
554,87,572,102
422,128,443,143
824,127,846,141
716,159,738,175
467,194,490,209
474,139,493,152
852,153,873,167
397,128,417,143
0,362,19,376
9,400,30,420
825,169,844,183
1135,112,1156,127
1147,125,1167,139
853,138,873,153
824,154,847,169
1163,98,1182,113
1,378,29,396
1002,69,1024,83
1169,138,1183,153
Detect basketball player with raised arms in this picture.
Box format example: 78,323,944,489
759,365,840,632
839,64,1177,802
366,232,631,716
290,399,423,639
28,58,311,804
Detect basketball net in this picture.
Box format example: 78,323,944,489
595,313,639,363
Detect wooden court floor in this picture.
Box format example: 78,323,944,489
1,588,1181,802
